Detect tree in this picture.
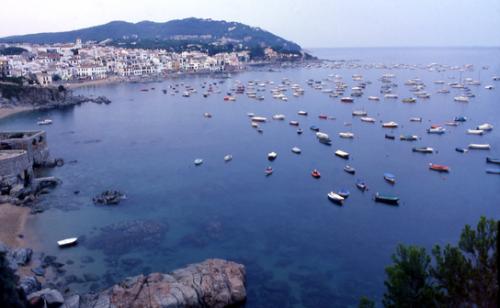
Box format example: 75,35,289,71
383,245,438,307
0,252,26,308
359,296,375,308
381,217,498,307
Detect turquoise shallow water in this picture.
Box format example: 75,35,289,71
1,48,499,307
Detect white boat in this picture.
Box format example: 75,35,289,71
368,96,380,101
427,127,446,134
251,122,259,128
468,144,491,150
409,117,422,122
327,192,345,204
339,132,354,139
182,91,190,97
224,155,233,162
467,129,484,135
352,110,367,116
251,116,267,122
454,96,469,103
268,151,278,160
316,132,331,141
298,110,308,116
272,114,286,120
360,117,376,123
37,119,53,125
477,123,493,131
291,147,301,154
382,121,398,128
485,85,494,90
57,237,78,247
335,150,350,159
194,158,203,165
247,112,255,117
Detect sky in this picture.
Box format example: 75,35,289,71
1,0,499,48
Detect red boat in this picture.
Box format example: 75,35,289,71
429,163,450,172
430,124,442,129
311,169,321,178
265,166,273,176
318,115,328,120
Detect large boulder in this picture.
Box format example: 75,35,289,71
18,276,41,296
8,247,33,266
27,288,64,307
81,259,246,308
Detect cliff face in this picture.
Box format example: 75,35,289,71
0,82,110,109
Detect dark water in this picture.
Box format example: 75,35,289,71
1,48,499,307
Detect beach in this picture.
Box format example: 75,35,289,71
0,106,32,120
0,203,30,248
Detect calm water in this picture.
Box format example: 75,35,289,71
1,48,499,307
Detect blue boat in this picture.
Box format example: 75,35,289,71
344,165,356,174
454,116,467,122
385,134,395,140
337,189,350,198
310,125,320,132
356,180,368,192
455,147,468,153
486,168,500,174
384,173,396,184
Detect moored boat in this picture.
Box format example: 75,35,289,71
429,163,450,172
327,192,345,204
337,189,350,198
486,168,500,174
37,119,53,125
311,169,321,178
356,180,367,191
298,110,308,116
224,155,233,162
267,151,278,160
344,165,355,174
374,193,399,205
291,146,301,154
427,127,446,134
412,147,434,153
382,121,398,128
477,123,493,131
297,128,303,134
360,117,376,123
400,135,418,141
335,150,350,159
310,125,320,132
455,147,468,153
409,117,422,122
468,144,491,150
467,129,484,135
340,97,354,103
289,120,299,126
194,158,203,166
383,173,396,184
57,237,78,248
486,157,500,164
251,116,267,122
339,132,354,139
265,166,273,176
352,110,367,116
385,134,396,140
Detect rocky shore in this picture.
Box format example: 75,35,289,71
1,241,246,308
0,81,111,119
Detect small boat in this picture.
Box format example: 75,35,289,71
454,116,467,122
251,116,267,122
468,144,491,150
402,97,417,103
382,121,398,128
455,147,468,153
412,147,434,153
454,96,469,103
268,152,278,160
344,165,355,174
384,94,399,99
297,128,303,135
339,132,354,139
360,117,376,123
37,119,53,125
374,193,399,205
352,110,367,116
335,150,350,159
337,189,350,199
327,192,345,204
400,135,418,141
289,120,299,126
291,147,301,154
203,112,212,118
368,96,380,101
467,129,484,135
340,97,354,103
429,163,450,172
182,91,190,97
445,121,459,126
57,237,78,248
477,123,493,131
251,122,259,128
485,85,494,90
383,173,396,184
265,166,273,176
427,127,446,134
311,169,321,178
385,134,396,140
298,110,308,116
310,125,320,132
272,114,286,120
257,129,264,134
194,158,203,166
486,168,500,174
409,117,422,122
356,180,367,192
224,155,233,162
486,157,500,164
318,114,328,119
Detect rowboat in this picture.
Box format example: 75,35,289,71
327,192,344,204
291,147,301,154
486,168,500,174
356,180,367,192
429,163,449,172
468,144,491,150
467,129,484,135
335,150,350,159
374,193,399,205
311,169,321,178
486,157,500,164
384,173,396,184
412,147,434,153
344,165,356,174
339,132,354,139
360,117,376,123
57,237,78,248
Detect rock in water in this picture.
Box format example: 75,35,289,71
92,190,126,205
81,259,246,308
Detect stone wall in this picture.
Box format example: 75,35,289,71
0,131,50,166
0,150,33,196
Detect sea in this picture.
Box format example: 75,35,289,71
1,48,499,307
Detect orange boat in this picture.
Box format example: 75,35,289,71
311,169,321,178
429,163,450,172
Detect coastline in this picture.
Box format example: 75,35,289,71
0,106,33,120
0,202,30,248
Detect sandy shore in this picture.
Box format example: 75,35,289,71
0,106,33,120
0,203,30,248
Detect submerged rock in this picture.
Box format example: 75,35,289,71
92,190,126,205
80,259,246,308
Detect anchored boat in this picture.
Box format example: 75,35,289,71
429,163,450,172
374,193,399,205
327,192,345,204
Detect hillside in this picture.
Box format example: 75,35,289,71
0,18,303,55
